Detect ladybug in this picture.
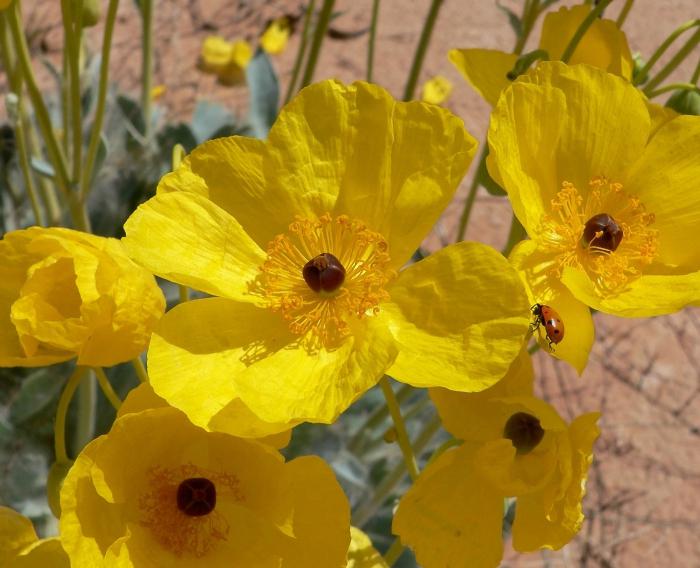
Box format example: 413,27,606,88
530,303,565,350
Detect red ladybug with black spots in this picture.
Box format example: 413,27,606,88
530,303,565,350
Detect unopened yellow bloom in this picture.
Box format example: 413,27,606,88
347,527,388,568
421,75,453,105
0,227,164,367
0,506,69,567
489,62,700,316
450,4,633,107
261,17,291,55
60,406,350,566
199,36,252,86
393,350,600,567
124,80,531,436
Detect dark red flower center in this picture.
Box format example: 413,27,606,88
176,477,217,517
302,252,346,293
503,412,545,455
581,213,623,253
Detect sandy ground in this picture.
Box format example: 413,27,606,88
9,0,700,566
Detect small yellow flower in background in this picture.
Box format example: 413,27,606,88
0,227,165,368
488,61,700,317
449,3,633,107
150,84,166,101
421,75,453,105
347,527,388,568
0,506,69,567
123,79,532,437
393,350,601,567
261,16,291,55
60,406,350,566
198,36,253,86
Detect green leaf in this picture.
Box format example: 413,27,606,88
30,157,55,179
191,101,236,144
246,49,280,139
496,0,522,37
157,123,198,164
9,367,67,425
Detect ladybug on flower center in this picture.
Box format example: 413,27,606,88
530,303,565,350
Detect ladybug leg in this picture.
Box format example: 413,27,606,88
547,337,556,352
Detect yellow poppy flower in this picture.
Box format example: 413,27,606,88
0,227,164,368
123,80,531,436
60,406,350,566
0,0,12,10
0,506,69,567
488,61,700,317
394,353,600,567
261,17,291,55
421,75,453,105
199,36,252,86
347,527,388,568
449,3,633,107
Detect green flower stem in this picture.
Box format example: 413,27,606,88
643,28,700,95
178,284,190,303
132,357,149,383
300,0,334,89
7,1,71,196
380,377,419,481
54,366,87,463
647,82,700,99
74,369,96,453
513,0,540,55
501,214,526,257
366,0,380,82
691,54,700,83
456,144,488,242
284,0,316,104
60,0,83,184
528,341,541,355
347,384,412,453
140,0,154,141
402,0,443,101
80,0,119,200
383,537,404,566
94,367,122,411
634,20,700,86
615,0,635,28
560,0,615,64
352,413,440,527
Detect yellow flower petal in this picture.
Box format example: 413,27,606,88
347,527,388,568
0,506,38,564
512,412,600,551
199,36,234,73
261,17,291,55
539,5,633,80
123,192,266,302
383,241,530,391
421,75,453,105
149,297,397,433
9,538,70,568
449,48,518,107
218,40,253,86
430,347,534,441
647,101,679,139
488,62,650,235
393,443,505,568
510,239,594,374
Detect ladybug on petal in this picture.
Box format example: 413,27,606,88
530,303,565,350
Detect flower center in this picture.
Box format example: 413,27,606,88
139,465,244,557
504,412,544,455
538,177,658,296
260,213,394,347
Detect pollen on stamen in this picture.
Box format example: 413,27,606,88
538,177,658,296
139,465,244,558
259,213,395,347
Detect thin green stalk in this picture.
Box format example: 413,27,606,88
560,0,615,63
60,0,83,184
366,0,380,82
634,20,700,85
15,96,44,224
300,0,334,89
643,29,700,95
132,357,148,383
615,0,634,28
501,214,526,257
456,145,487,241
383,538,404,566
379,377,419,481
6,2,71,195
646,82,700,99
347,384,412,453
692,54,700,83
141,0,154,140
513,0,540,55
80,0,120,200
284,0,315,104
402,0,443,101
94,367,122,410
74,369,96,452
61,49,70,156
54,366,87,463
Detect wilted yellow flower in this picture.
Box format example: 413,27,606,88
0,227,164,367
489,62,700,317
199,36,252,86
261,17,291,55
393,350,600,567
347,527,388,568
0,506,69,567
421,75,453,105
450,4,633,107
60,406,350,566
124,80,532,436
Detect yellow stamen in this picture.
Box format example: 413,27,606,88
259,213,395,347
139,464,243,557
538,177,658,296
